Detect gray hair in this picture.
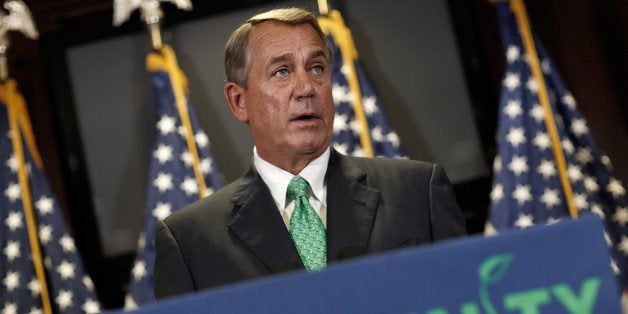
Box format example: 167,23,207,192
224,7,331,88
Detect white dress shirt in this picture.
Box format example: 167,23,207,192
253,147,329,229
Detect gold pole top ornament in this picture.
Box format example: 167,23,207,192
0,0,38,81
317,0,330,16
112,0,192,50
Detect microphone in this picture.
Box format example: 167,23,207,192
337,246,367,261
272,260,301,274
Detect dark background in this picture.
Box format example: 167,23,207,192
6,0,627,309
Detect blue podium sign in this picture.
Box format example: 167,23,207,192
115,215,621,313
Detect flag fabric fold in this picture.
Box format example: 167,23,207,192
125,45,223,307
318,11,406,159
0,79,100,313
487,1,628,287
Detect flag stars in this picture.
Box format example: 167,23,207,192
567,164,583,182
35,196,54,215
506,127,526,147
506,45,520,63
39,224,53,245
349,119,363,135
3,241,20,261
493,156,502,173
541,59,551,74
532,132,551,151
612,206,628,227
56,290,74,311
611,258,620,275
371,126,385,142
562,93,577,109
195,132,209,148
156,115,177,135
575,147,593,165
28,277,41,296
618,236,628,256
561,139,575,155
606,178,625,198
503,100,523,119
514,213,534,228
180,177,198,196
490,184,504,202
503,72,520,91
584,175,600,193
363,96,378,116
5,211,23,231
4,182,21,202
570,118,588,137
153,172,173,193
387,132,401,148
180,151,193,167
5,154,18,172
573,193,588,211
508,156,529,176
57,260,76,280
82,299,100,314
332,84,352,103
540,188,561,208
3,271,20,292
536,159,556,180
153,144,174,164
512,184,532,205
152,202,172,221
333,113,348,134
526,77,538,94
59,234,77,253
529,103,545,123
27,306,43,314
2,303,17,314
132,261,147,281
591,203,605,219
200,158,212,175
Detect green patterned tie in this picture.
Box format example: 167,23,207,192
287,176,326,271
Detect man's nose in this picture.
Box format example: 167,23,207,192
294,70,315,100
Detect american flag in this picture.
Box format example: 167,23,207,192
0,80,100,313
487,2,628,287
125,46,223,307
319,11,406,159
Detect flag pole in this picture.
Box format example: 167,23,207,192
4,80,52,314
318,10,375,157
508,0,578,218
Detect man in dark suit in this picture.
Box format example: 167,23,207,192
154,7,466,299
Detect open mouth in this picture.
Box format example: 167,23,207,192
295,114,317,121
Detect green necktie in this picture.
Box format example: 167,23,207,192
287,176,326,271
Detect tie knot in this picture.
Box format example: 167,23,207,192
287,176,309,200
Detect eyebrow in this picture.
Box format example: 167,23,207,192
265,49,329,70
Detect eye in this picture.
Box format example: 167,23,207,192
273,68,289,77
311,65,324,75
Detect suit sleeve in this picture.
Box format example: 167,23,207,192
428,163,467,241
154,219,195,299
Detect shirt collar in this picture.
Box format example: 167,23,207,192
253,147,330,210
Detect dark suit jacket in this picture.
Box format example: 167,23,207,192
154,149,466,299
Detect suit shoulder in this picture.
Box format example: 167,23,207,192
163,178,241,226
342,154,435,175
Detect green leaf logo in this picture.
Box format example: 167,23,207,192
479,253,515,314
479,253,515,285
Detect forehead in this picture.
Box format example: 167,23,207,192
247,21,326,62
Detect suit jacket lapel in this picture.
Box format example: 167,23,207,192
228,166,302,271
326,149,381,262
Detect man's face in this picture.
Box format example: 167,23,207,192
226,21,334,171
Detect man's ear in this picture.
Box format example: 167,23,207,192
225,82,249,123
